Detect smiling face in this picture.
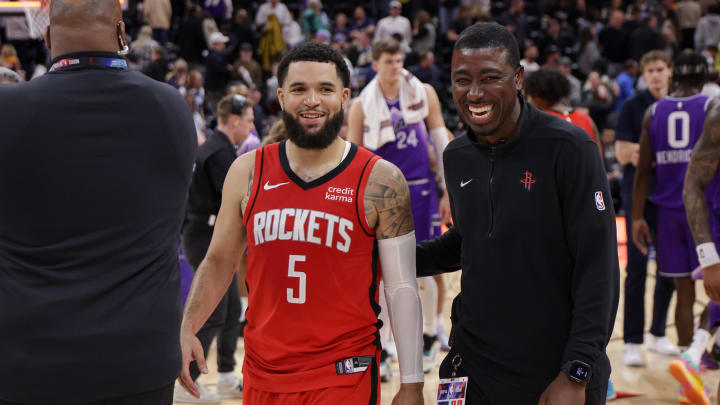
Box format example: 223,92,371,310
277,60,349,149
452,46,523,141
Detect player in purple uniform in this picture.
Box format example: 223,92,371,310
347,39,451,378
633,51,713,405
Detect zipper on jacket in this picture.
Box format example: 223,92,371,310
487,144,497,236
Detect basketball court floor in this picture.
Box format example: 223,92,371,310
177,218,720,404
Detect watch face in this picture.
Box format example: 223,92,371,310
570,363,590,381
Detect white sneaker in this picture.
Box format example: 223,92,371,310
436,320,451,351
647,335,681,356
623,343,646,367
216,375,243,398
173,381,220,404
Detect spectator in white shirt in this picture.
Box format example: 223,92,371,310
374,1,412,49
255,0,292,29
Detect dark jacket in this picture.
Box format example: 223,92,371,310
417,98,620,394
186,129,236,219
0,51,197,404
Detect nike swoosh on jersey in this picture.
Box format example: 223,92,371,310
460,179,473,188
264,181,290,190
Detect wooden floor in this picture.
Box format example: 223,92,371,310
177,259,720,404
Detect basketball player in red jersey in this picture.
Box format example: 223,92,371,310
178,42,424,404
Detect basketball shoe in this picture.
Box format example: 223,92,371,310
701,346,720,370
380,349,393,382
669,353,710,405
216,373,243,398
648,335,681,356
423,334,440,373
173,381,220,404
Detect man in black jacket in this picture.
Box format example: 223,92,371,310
416,23,619,405
0,0,197,403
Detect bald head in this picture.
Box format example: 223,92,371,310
46,0,125,58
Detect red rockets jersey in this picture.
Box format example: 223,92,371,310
242,141,382,393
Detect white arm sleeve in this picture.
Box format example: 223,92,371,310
378,231,424,383
429,127,450,189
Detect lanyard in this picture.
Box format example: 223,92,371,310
49,56,128,72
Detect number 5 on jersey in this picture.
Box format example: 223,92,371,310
287,255,306,304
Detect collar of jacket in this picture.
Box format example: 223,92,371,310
466,93,539,155
49,51,127,69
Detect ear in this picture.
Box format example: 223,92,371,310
44,25,51,51
372,60,378,73
515,66,524,91
342,87,350,110
277,87,285,110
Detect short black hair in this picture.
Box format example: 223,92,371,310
277,42,350,88
454,23,521,68
674,50,709,88
523,69,570,104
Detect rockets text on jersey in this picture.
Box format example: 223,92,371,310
241,140,383,394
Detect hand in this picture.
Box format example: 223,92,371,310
177,324,208,398
704,263,720,303
391,382,424,405
439,190,452,224
631,218,652,256
538,373,585,405
631,150,640,167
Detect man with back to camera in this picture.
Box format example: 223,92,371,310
415,23,619,404
0,0,197,404
175,94,256,403
177,42,424,405
347,38,452,379
632,51,715,405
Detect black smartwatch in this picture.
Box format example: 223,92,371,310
561,360,592,384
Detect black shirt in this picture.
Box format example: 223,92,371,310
0,51,197,404
186,129,237,218
417,99,619,393
614,89,657,199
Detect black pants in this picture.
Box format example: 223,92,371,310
0,383,173,405
622,199,675,343
438,351,606,405
182,222,242,381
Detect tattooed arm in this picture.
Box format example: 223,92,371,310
684,99,720,245
178,152,254,398
364,159,414,238
631,108,654,255
684,100,720,302
364,160,424,405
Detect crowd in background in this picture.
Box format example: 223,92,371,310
4,0,720,212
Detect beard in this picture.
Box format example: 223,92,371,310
282,109,344,150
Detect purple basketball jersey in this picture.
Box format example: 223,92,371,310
237,131,261,156
371,99,432,181
649,94,710,209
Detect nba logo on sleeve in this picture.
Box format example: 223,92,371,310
595,191,606,211
344,358,354,374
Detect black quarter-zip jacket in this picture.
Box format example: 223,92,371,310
417,97,620,393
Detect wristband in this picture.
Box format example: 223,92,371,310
697,242,720,268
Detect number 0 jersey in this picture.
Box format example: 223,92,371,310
649,94,710,209
242,141,382,393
